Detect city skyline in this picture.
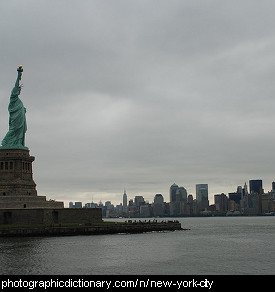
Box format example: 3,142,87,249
69,179,275,209
64,177,274,207
63,177,275,208
69,178,275,218
1,1,275,207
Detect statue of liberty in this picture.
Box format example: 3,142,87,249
1,65,28,150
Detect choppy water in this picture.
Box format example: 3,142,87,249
0,216,274,275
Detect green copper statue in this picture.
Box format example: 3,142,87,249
1,65,28,150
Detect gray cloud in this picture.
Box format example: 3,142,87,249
1,0,275,206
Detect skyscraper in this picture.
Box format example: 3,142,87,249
170,183,188,215
243,182,248,197
214,193,228,212
177,186,187,202
134,195,145,207
154,194,164,205
153,194,164,216
170,183,179,202
249,180,263,195
196,184,209,211
123,189,127,212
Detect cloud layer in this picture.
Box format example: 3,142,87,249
1,1,275,205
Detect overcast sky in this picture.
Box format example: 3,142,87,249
1,0,275,206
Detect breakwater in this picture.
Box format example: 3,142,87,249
0,220,185,237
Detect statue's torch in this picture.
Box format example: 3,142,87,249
17,65,23,72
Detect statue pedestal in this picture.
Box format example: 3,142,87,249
0,149,63,209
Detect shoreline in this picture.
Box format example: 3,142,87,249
0,220,185,237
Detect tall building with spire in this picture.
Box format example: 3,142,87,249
123,189,127,212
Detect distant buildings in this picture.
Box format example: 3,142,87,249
214,193,228,213
249,179,263,195
214,181,275,216
169,183,189,216
169,183,178,202
69,201,82,208
69,179,275,217
153,194,164,217
123,189,127,213
196,184,209,211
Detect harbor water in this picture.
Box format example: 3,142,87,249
0,216,274,275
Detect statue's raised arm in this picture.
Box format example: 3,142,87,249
1,65,28,150
11,65,23,98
